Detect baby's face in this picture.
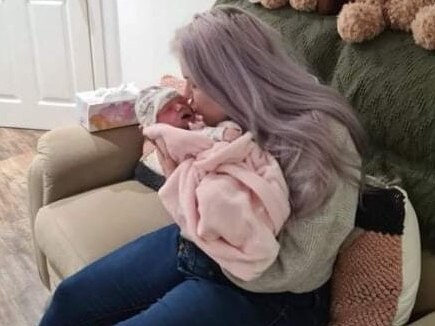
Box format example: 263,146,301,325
156,95,195,129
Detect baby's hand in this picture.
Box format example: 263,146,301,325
188,114,206,130
223,127,242,142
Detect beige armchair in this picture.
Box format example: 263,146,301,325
28,125,435,325
28,125,172,289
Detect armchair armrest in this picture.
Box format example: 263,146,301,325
29,124,143,208
27,124,143,288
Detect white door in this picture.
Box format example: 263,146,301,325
117,0,216,87
0,0,94,130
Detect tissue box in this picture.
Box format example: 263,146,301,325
76,84,140,132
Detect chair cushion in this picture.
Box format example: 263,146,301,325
34,180,172,279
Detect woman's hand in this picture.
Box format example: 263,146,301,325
142,125,178,177
154,138,178,178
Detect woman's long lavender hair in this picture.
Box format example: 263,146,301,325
172,6,367,219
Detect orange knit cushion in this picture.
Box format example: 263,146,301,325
331,231,402,325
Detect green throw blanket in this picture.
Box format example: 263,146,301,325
215,0,435,253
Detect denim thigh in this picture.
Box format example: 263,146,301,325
39,224,184,326
175,237,331,326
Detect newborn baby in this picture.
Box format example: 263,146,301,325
134,86,241,190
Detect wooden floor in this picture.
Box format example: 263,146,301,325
0,128,50,325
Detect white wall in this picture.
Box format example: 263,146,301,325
117,0,215,88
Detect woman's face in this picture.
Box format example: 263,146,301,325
181,65,228,127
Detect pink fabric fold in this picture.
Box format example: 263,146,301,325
143,124,290,281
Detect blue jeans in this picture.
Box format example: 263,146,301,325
39,224,330,325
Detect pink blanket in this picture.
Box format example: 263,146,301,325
143,124,290,281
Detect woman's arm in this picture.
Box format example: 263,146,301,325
223,174,359,292
143,123,214,166
222,121,362,293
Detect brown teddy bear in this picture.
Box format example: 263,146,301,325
249,0,348,14
337,0,435,50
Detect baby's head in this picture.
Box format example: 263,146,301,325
135,86,195,129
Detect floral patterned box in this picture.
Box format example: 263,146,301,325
76,84,140,132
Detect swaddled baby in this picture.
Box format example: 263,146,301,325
134,86,242,190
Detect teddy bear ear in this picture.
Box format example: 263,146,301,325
411,6,435,50
337,2,385,43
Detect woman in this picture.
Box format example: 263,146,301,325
39,6,366,326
